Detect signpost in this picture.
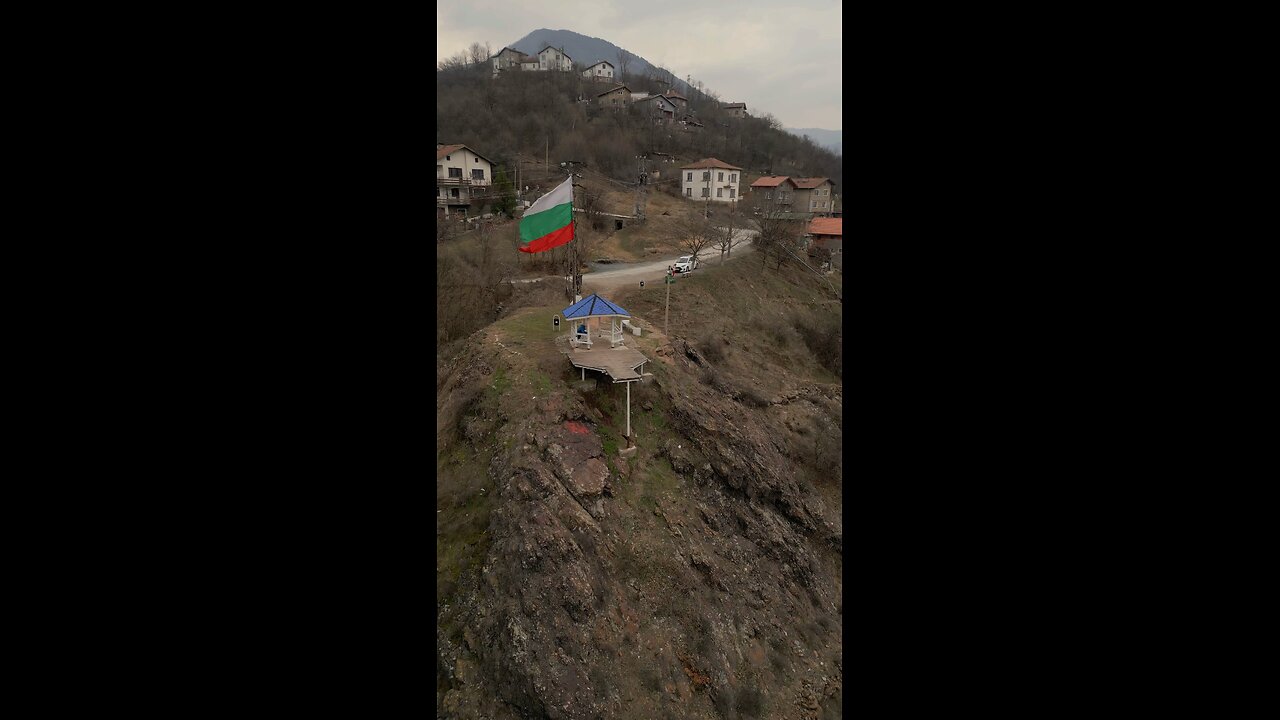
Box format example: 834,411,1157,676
553,315,560,329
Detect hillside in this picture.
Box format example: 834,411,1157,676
510,28,692,94
436,67,842,192
437,257,842,719
786,128,842,156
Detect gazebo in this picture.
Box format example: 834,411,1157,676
563,293,629,349
561,293,649,439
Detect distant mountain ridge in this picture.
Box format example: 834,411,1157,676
509,28,691,94
786,128,842,156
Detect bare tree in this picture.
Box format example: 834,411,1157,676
753,211,804,271
675,209,717,269
437,51,469,71
468,42,488,66
616,48,631,81
714,201,748,263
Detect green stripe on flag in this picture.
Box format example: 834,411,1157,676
519,202,573,243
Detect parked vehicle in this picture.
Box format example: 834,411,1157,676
671,255,699,274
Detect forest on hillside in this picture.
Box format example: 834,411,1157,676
436,61,842,189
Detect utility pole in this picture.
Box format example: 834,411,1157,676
665,269,671,336
635,155,648,221
563,162,585,300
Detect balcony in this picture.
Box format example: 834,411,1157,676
436,176,492,187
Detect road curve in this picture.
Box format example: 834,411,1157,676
581,229,757,294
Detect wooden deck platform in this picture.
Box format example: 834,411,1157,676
565,345,649,382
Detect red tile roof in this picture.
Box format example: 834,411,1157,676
680,157,743,170
751,176,795,188
665,91,687,100
597,84,632,96
436,144,494,165
808,218,842,236
791,177,833,189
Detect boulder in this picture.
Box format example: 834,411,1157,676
567,458,608,498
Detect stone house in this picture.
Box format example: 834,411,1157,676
791,178,835,213
635,94,677,123
806,217,842,269
597,84,632,108
489,47,526,73
749,176,798,209
722,102,748,118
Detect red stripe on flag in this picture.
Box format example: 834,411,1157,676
518,223,574,253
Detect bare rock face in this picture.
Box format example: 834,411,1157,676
568,458,607,498
545,421,605,486
438,338,842,720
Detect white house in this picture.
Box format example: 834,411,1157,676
537,46,573,71
680,158,743,203
581,61,615,81
436,143,494,216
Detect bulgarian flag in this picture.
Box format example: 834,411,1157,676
519,176,574,253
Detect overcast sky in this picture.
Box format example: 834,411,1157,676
436,0,842,130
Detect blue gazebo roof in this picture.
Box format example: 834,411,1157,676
563,293,630,319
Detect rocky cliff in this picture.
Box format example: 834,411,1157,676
438,266,842,719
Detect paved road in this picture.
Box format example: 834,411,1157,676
509,228,758,293
582,228,758,293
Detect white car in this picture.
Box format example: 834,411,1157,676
671,255,699,274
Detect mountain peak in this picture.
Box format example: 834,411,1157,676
508,28,689,92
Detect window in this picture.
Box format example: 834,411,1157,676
731,173,737,183
446,155,451,161
472,169,485,180
437,164,443,176
685,188,692,197
702,171,710,181
702,188,709,197
687,172,692,181
718,172,724,181
765,191,772,199
449,168,462,178
717,188,723,198
729,188,736,198
451,188,460,198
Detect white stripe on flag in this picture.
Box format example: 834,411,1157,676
526,176,574,216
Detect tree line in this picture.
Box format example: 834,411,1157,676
436,49,841,189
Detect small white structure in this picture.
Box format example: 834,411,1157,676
562,294,649,439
